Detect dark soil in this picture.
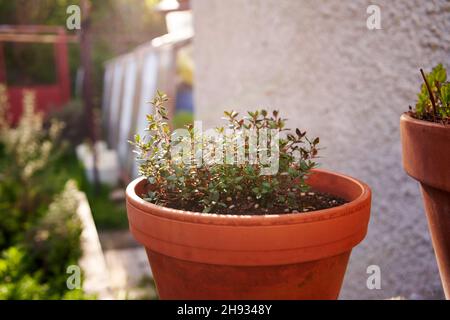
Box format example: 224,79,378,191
407,111,450,125
212,190,347,215
147,190,348,216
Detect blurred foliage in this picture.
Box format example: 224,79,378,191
0,245,89,299
0,0,82,95
0,90,66,247
46,99,86,147
0,247,49,299
4,42,57,86
0,90,90,299
42,99,128,229
56,150,129,230
176,45,194,86
0,0,165,298
24,181,83,295
136,275,158,300
0,0,166,101
172,110,193,129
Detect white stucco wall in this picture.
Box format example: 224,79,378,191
192,0,450,299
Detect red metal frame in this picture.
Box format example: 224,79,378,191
0,25,75,124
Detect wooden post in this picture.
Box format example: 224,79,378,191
80,0,100,191
54,28,71,103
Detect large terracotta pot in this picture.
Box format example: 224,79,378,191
400,114,450,299
126,169,371,299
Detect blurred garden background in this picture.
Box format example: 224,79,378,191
1,0,449,300
0,0,187,299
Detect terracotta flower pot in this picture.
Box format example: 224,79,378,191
126,169,371,299
400,113,450,299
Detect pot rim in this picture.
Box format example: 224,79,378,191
401,112,450,129
126,168,371,226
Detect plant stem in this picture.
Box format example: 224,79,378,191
420,68,437,121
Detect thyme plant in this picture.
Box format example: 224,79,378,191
132,91,320,214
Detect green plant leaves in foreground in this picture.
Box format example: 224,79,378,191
414,63,450,122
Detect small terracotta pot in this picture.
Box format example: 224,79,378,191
126,169,371,300
400,114,450,299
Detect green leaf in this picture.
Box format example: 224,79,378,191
431,63,447,84
440,83,450,106
203,206,211,213
167,175,177,182
262,182,271,189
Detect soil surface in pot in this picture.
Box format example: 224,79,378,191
138,189,347,216
407,110,450,125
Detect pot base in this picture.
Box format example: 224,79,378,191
421,184,450,299
147,249,351,300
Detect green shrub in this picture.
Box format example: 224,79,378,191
0,244,88,300
0,91,64,249
411,63,450,123
46,100,87,147
0,89,65,249
0,87,89,299
0,247,49,300
24,181,83,296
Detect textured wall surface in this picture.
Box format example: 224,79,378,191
192,0,450,299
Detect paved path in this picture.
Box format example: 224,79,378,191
99,230,157,300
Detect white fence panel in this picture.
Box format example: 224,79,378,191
108,61,124,147
132,51,159,178
102,63,114,132
117,58,137,167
